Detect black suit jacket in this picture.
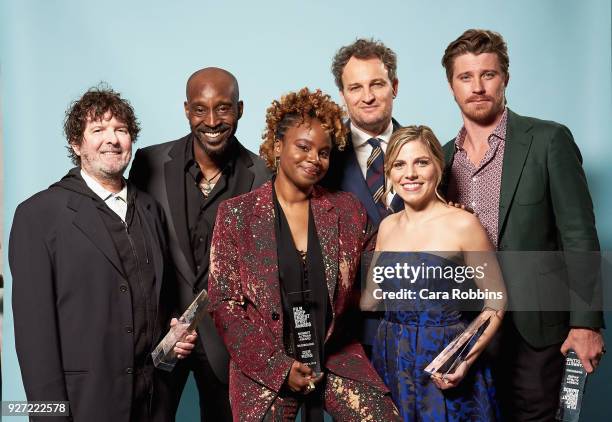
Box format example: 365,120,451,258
9,171,175,422
129,135,270,383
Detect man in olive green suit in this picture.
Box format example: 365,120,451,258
441,29,605,421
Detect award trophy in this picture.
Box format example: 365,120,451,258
556,350,588,422
285,290,321,374
151,288,209,372
425,312,491,377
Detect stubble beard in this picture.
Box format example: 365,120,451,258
352,111,391,137
82,151,130,184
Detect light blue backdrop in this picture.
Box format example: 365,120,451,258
2,0,611,420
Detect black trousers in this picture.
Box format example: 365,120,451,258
494,317,565,422
170,341,232,421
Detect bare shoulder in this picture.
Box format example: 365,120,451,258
377,212,401,246
441,206,492,250
444,207,482,232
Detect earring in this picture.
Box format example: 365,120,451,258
274,156,280,172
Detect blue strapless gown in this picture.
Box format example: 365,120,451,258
371,252,499,422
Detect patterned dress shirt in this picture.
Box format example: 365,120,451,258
447,108,508,247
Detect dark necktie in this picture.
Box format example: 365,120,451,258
366,138,387,216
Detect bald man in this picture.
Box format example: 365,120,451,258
130,68,270,421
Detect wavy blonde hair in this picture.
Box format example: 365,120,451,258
384,125,446,203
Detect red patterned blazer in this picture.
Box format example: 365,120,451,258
208,180,388,420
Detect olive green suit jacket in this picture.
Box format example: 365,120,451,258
442,109,604,347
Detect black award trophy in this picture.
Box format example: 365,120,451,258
556,350,588,421
285,290,322,374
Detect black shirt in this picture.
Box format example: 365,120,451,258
184,136,239,289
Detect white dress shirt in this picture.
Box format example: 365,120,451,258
350,121,394,206
81,169,128,222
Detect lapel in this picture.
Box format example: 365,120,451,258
231,141,256,196
342,119,403,223
391,117,402,132
69,195,124,276
498,109,533,239
387,118,404,213
340,136,381,224
389,194,405,213
162,138,196,284
441,141,457,196
311,186,339,319
249,182,282,315
248,183,340,325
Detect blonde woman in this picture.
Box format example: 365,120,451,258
362,125,506,421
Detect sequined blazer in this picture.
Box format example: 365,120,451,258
208,180,388,421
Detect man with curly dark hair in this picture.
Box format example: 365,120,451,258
10,86,195,422
129,68,270,421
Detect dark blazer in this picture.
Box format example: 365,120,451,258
129,135,270,383
443,109,604,347
208,181,389,421
322,118,403,226
9,172,175,422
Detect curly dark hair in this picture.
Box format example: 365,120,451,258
260,88,347,170
331,38,398,90
64,84,140,165
442,29,509,82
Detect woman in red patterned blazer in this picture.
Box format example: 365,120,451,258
208,88,400,421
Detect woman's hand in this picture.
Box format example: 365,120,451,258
286,361,323,394
430,361,469,390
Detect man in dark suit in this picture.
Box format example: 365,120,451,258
129,67,270,421
10,86,195,422
441,29,605,420
325,38,404,225
323,39,404,352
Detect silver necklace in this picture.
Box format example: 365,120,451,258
198,168,222,198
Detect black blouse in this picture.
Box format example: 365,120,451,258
273,183,331,421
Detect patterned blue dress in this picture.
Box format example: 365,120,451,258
371,252,499,421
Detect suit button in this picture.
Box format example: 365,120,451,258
125,367,133,374
271,312,280,321
125,326,133,334
119,285,128,293
193,287,199,294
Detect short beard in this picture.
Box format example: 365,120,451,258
460,101,505,126
196,134,235,163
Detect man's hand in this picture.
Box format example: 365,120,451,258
447,201,474,214
170,317,197,359
560,328,605,373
